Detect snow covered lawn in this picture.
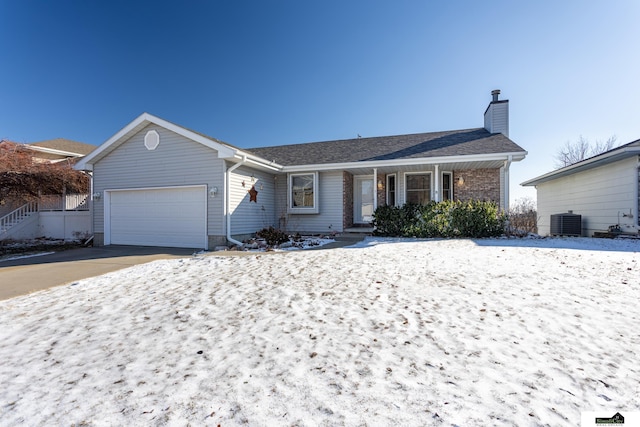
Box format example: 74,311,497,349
1,237,639,426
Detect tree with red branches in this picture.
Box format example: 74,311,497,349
0,140,90,203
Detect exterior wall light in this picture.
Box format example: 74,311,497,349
93,192,101,200
210,187,218,198
377,179,384,190
457,176,465,186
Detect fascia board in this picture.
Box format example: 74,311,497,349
24,145,84,157
281,151,527,173
75,113,239,171
232,153,283,171
75,112,151,170
521,147,640,186
147,114,237,159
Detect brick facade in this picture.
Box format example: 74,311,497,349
453,168,500,204
342,172,354,229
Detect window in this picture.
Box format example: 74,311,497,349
405,173,431,205
288,172,319,214
442,172,452,201
386,174,396,206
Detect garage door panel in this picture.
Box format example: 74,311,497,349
108,187,206,248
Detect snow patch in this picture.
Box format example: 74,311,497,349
0,237,638,425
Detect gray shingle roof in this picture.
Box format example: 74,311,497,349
247,128,525,166
29,138,96,155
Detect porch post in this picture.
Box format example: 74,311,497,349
373,168,378,210
434,164,440,202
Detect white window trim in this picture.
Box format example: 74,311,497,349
386,173,397,206
404,171,433,204
288,172,319,214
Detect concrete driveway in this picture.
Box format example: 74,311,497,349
0,245,204,301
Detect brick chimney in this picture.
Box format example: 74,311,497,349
484,89,509,137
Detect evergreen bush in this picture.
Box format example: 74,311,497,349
373,200,505,238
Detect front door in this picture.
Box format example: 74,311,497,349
354,176,374,224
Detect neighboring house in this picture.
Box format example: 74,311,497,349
23,138,96,163
522,139,640,236
75,90,527,249
0,139,93,241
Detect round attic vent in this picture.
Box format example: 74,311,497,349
144,130,160,150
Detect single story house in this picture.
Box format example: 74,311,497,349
75,90,527,249
522,139,640,237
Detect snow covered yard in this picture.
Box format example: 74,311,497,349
0,237,639,426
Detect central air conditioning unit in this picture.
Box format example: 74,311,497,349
550,211,582,236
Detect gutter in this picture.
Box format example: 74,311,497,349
225,156,247,246
281,151,527,173
234,153,282,171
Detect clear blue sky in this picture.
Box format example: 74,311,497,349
2,1,639,203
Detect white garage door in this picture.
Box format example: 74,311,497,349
107,186,207,248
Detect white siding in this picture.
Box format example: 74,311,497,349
277,171,344,233
228,165,277,235
93,124,226,238
536,156,639,236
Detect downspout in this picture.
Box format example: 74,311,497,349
503,155,512,211
226,156,247,246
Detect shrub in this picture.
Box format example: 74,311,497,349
506,197,538,236
256,226,290,247
373,200,506,238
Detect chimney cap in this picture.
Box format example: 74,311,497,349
491,89,501,101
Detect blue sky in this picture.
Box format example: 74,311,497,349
1,1,639,203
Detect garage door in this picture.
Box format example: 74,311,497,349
107,186,207,248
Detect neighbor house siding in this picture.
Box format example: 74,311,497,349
536,156,639,236
228,165,277,237
280,171,344,234
92,124,225,242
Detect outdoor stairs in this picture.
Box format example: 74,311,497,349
343,226,375,235
339,226,374,242
0,202,38,237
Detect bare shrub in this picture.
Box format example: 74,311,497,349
506,197,538,236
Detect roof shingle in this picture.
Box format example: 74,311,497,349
247,128,525,166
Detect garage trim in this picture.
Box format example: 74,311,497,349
104,185,208,249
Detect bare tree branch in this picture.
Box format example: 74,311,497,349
554,135,618,168
0,140,90,203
